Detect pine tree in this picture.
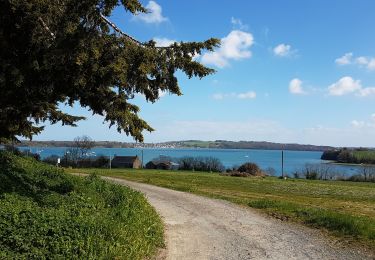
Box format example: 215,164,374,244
0,0,219,142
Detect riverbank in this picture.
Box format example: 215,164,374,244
67,168,375,251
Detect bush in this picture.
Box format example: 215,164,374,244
294,163,339,180
321,150,341,160
0,152,164,259
305,171,318,180
238,162,261,175
178,156,225,172
222,162,265,177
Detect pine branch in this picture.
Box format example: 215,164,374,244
99,13,143,46
99,13,169,49
38,17,56,40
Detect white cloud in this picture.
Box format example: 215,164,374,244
355,56,368,65
231,17,248,30
212,91,256,100
201,30,254,68
273,44,293,57
357,87,375,97
335,53,375,70
351,120,365,128
327,76,361,96
153,37,175,47
350,114,375,129
289,78,306,95
326,76,375,97
335,53,353,65
367,58,375,70
237,91,256,99
133,1,167,24
354,55,375,70
212,93,224,100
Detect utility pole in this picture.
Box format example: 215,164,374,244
109,154,112,170
141,149,144,168
281,150,284,178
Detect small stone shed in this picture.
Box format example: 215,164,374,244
111,156,142,168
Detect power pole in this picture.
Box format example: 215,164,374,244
281,150,284,178
141,150,144,168
109,154,112,170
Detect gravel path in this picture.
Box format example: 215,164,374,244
103,176,371,260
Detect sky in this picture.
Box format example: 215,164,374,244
36,0,375,147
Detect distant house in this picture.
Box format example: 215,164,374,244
145,160,179,170
111,156,141,168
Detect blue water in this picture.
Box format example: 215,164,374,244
17,146,364,176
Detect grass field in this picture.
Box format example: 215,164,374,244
181,140,215,148
0,153,164,259
353,150,375,163
67,168,375,248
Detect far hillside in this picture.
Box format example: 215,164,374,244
174,140,333,151
321,148,375,164
17,140,334,152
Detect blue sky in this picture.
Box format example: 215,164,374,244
37,0,375,147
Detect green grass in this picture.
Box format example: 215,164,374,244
353,150,375,162
0,152,164,259
66,168,375,248
182,140,214,148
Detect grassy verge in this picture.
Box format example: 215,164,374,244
66,168,375,248
0,152,164,259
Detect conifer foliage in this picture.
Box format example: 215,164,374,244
0,0,219,142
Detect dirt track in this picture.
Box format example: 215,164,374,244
103,176,371,260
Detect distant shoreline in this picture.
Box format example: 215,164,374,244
14,140,333,152
326,161,375,167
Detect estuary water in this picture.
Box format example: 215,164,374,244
18,146,365,176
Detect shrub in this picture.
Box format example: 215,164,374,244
321,150,340,160
294,163,339,180
237,162,261,175
178,156,225,172
305,171,318,180
0,151,164,259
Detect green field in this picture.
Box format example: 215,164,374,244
353,150,375,163
181,140,215,148
66,168,375,249
0,153,164,259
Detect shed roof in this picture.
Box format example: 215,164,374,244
112,156,138,163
